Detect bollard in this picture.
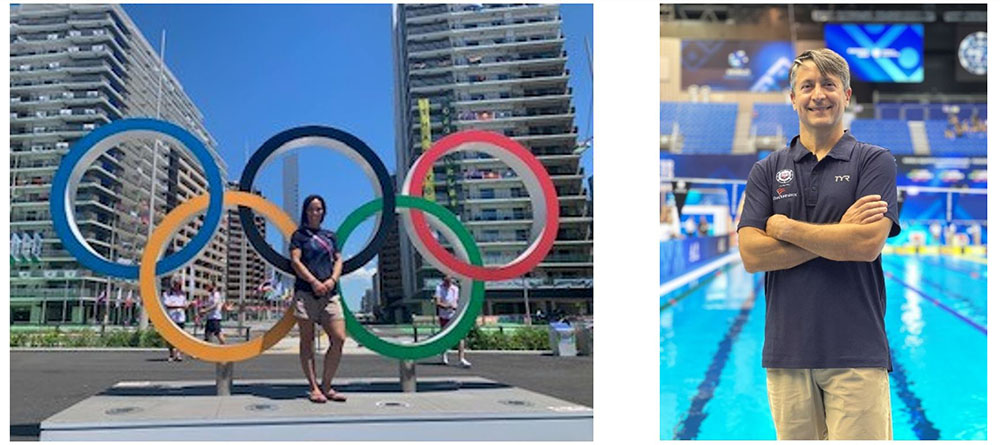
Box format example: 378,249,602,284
399,360,416,393
216,362,233,396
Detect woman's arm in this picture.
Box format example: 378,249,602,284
323,253,343,293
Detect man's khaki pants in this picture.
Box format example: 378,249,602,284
766,368,892,440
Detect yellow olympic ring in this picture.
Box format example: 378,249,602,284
140,191,297,363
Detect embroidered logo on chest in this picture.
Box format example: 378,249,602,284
776,169,794,184
834,175,851,182
773,187,798,201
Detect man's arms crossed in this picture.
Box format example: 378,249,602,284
766,215,892,263
738,194,892,272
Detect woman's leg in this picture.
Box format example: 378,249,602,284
320,318,347,397
297,319,324,400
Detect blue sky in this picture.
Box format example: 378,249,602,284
123,4,593,309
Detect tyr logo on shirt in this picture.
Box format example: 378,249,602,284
834,175,851,182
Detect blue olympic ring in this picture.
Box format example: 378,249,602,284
50,118,225,279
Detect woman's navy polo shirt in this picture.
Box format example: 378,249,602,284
738,130,901,370
290,227,339,293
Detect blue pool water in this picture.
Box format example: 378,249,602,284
660,254,987,440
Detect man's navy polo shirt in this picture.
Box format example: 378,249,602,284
738,130,901,370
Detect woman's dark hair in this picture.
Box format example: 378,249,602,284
300,194,326,227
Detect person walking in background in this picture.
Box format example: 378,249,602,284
290,195,347,403
436,276,471,368
200,282,226,344
162,276,191,362
737,49,900,440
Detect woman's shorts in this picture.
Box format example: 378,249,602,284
204,319,222,336
294,290,345,324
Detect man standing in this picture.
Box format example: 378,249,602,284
200,282,226,344
435,276,471,368
162,276,191,362
737,49,900,440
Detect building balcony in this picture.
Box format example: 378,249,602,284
457,72,569,88
10,94,123,116
10,128,88,141
66,16,116,29
410,111,573,131
464,216,532,227
407,19,560,42
449,93,572,108
454,152,578,166
456,112,574,127
511,132,578,144
403,5,451,21
461,194,590,206
408,37,565,58
11,110,112,125
406,4,556,25
409,73,569,95
9,21,71,33
408,51,566,75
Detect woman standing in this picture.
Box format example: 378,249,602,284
290,195,347,403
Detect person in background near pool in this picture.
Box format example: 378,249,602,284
946,222,957,246
929,221,942,246
737,49,900,440
290,195,347,404
436,276,471,368
697,216,710,236
162,276,191,362
968,221,982,246
683,217,697,237
200,282,226,344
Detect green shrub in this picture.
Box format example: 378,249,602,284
102,329,139,347
68,329,99,347
39,330,63,347
512,326,549,350
467,326,548,350
11,328,166,348
10,332,28,347
139,328,166,348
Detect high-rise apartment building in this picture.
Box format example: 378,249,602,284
391,4,593,318
281,154,299,248
224,182,267,309
10,4,227,324
375,173,405,321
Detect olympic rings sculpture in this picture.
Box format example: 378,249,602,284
51,118,559,362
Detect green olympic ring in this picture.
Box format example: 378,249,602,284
335,195,485,360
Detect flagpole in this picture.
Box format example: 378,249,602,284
139,29,167,331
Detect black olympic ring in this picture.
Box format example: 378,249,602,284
237,126,395,276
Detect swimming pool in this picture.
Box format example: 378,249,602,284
660,253,987,440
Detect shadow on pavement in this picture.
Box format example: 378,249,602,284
10,423,40,441
101,380,512,400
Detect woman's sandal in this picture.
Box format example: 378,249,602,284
325,389,347,402
308,391,328,404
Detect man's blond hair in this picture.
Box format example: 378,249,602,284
789,49,851,92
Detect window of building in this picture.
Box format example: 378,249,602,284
12,306,31,323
